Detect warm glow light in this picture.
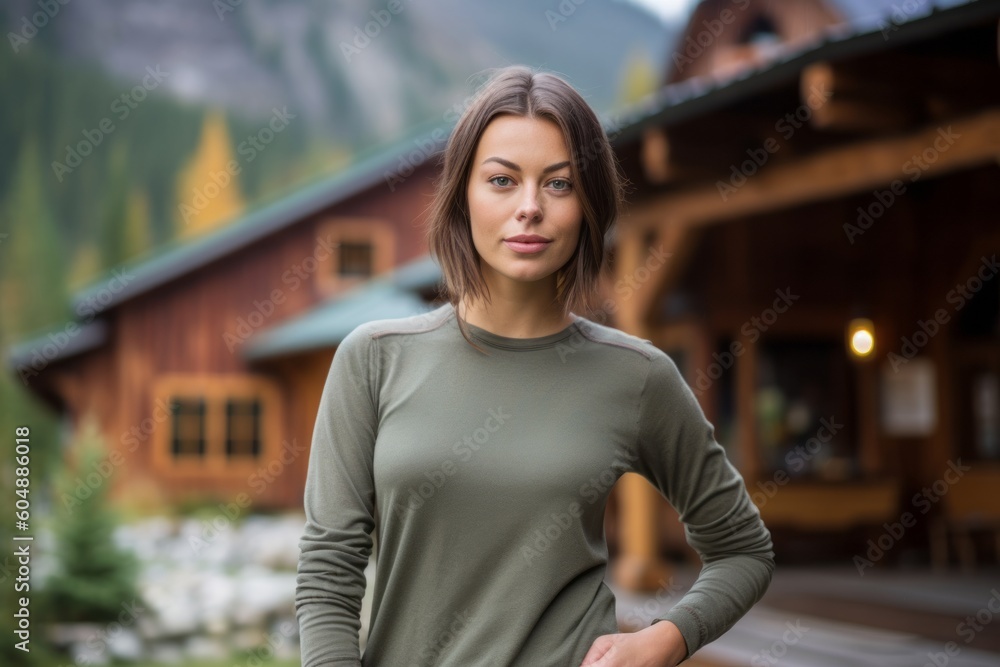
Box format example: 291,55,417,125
851,329,874,356
848,318,875,358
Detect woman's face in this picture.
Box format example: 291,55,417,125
465,114,582,296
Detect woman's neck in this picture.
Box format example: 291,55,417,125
456,298,575,339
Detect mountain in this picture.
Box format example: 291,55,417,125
0,0,682,289
8,0,678,144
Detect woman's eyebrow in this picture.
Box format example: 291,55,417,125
481,157,571,174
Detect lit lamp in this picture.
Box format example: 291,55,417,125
847,318,875,359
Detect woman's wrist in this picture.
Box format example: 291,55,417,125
644,620,689,665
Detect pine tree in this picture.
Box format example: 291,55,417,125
124,186,154,261
40,414,143,624
616,48,659,110
174,109,245,239
0,135,68,334
0,135,67,667
98,141,130,270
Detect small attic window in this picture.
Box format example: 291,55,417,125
740,14,780,46
317,218,396,296
339,240,374,277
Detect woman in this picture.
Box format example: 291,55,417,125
295,64,774,667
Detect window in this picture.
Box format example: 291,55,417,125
739,15,780,47
224,398,263,458
755,337,858,480
339,241,374,277
317,218,396,295
154,375,281,473
170,397,207,459
953,266,1000,461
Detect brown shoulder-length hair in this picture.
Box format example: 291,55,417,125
425,64,625,353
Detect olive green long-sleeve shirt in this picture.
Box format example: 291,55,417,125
295,302,774,666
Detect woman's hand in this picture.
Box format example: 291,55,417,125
580,620,688,667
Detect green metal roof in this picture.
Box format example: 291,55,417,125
242,267,438,362
4,319,109,373
70,115,451,317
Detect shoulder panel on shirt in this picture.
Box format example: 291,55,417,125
571,316,658,360
356,303,453,341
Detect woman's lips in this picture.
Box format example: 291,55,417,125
504,240,551,254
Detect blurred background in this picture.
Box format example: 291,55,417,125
1,0,999,665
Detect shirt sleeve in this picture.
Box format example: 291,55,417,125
295,324,379,667
631,349,775,659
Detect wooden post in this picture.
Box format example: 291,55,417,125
610,222,674,592
735,329,760,483
857,357,882,476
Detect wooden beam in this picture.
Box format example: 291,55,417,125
856,358,881,476
608,222,674,593
800,61,919,132
636,220,704,325
625,107,1000,231
640,127,672,184
801,55,1000,132
642,112,803,184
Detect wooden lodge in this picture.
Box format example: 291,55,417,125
606,0,1000,585
7,135,445,510
7,0,1000,584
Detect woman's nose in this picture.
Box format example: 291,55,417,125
515,186,542,222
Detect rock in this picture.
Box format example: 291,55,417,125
148,640,184,664
70,634,110,665
107,627,144,660
232,565,296,627
185,635,229,660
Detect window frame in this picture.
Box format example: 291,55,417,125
152,374,282,475
316,218,396,296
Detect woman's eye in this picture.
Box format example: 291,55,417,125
489,176,512,187
549,179,571,191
